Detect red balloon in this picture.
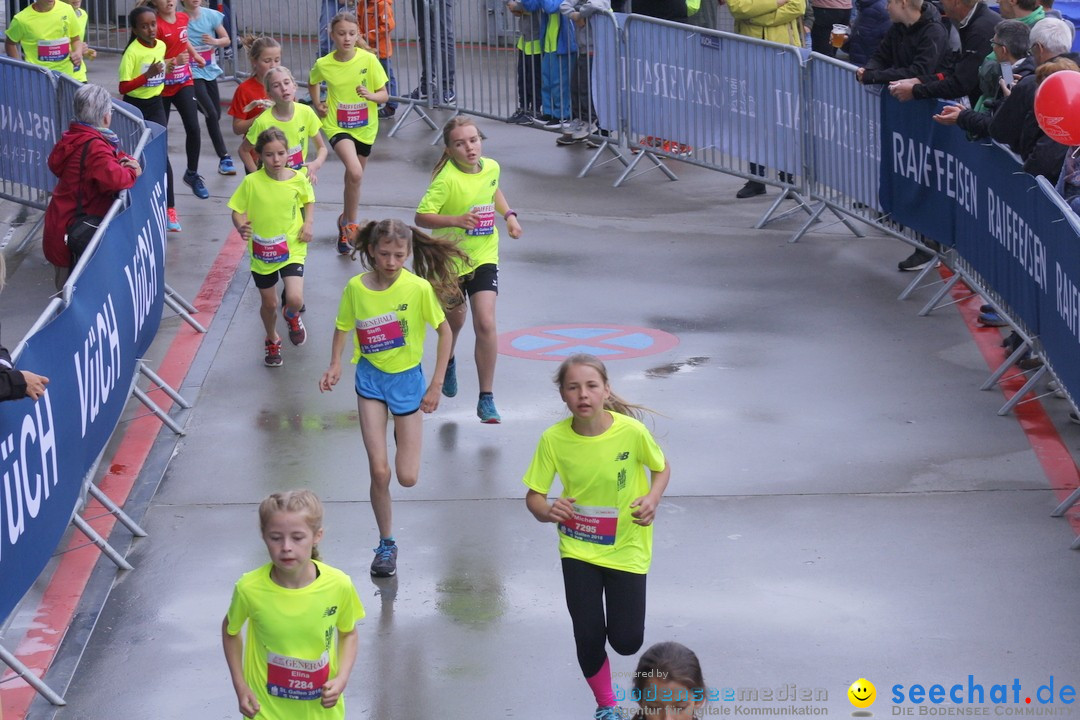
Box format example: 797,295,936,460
1035,70,1080,145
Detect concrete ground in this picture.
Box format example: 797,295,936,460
2,53,1079,720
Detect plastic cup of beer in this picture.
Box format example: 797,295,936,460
830,24,849,49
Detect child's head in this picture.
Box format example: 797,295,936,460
351,218,412,274
329,12,373,52
255,127,289,171
180,0,202,12
258,490,325,565
350,219,469,306
263,66,297,102
242,35,281,79
128,5,157,46
555,354,644,420
632,642,707,719
431,117,482,178
144,0,175,15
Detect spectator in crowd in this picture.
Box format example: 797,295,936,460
809,0,852,57
633,0,690,20
845,0,892,65
4,0,82,79
1055,146,1080,214
409,0,456,102
855,0,948,86
556,0,610,145
989,18,1078,182
319,0,348,57
0,258,49,403
1000,0,1045,24
933,19,1034,137
887,0,1000,107
358,0,399,119
506,0,545,125
43,84,142,288
729,0,806,197
531,0,576,129
685,0,720,29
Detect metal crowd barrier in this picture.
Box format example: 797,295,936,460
0,59,199,707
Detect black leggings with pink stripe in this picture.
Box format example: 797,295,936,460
561,557,647,678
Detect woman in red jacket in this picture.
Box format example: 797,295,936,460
43,83,142,288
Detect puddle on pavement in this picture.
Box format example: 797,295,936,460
645,356,709,379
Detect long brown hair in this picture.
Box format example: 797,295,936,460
554,354,649,420
431,116,481,179
241,34,280,66
349,219,469,307
258,490,324,561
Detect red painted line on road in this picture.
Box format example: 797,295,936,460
945,268,1080,535
1,231,246,720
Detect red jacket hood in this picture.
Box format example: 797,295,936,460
47,123,115,176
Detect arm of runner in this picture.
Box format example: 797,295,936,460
630,460,671,526
319,329,349,392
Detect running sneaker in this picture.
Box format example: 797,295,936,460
371,540,398,577
378,105,396,119
477,393,501,424
507,109,535,125
218,155,237,175
594,706,624,720
183,169,210,199
337,214,355,255
283,308,307,345
264,338,283,367
166,207,182,232
341,223,360,255
442,357,458,397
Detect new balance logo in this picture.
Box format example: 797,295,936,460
614,452,629,461
396,304,408,311
323,606,338,617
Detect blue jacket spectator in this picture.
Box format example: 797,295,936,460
846,0,891,65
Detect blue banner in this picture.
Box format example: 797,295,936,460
620,18,802,173
0,130,167,620
879,93,1044,332
1033,178,1080,401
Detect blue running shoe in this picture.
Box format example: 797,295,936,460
477,393,501,424
371,540,398,577
166,207,181,232
218,155,237,175
442,357,458,397
183,170,210,199
594,707,625,720
978,311,1008,327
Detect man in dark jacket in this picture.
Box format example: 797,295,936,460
856,0,949,84
889,0,1000,106
989,17,1077,182
932,19,1035,137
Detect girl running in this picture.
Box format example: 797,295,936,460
63,0,96,82
414,116,523,424
181,0,236,175
308,11,388,255
118,6,182,231
222,489,364,720
146,0,210,201
239,66,328,182
227,35,280,139
523,353,671,720
318,219,464,578
228,128,315,367
627,642,709,719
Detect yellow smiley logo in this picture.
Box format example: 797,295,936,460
848,678,876,709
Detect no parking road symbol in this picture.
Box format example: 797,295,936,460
498,324,679,361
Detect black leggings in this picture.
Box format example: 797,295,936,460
193,78,228,159
162,84,201,173
561,558,647,678
123,94,174,208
